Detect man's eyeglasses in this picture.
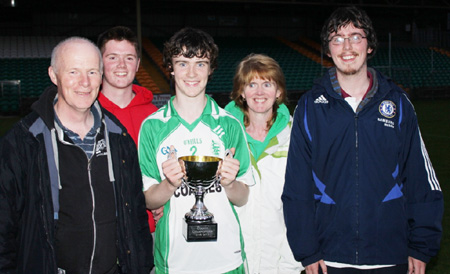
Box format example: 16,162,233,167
329,34,367,45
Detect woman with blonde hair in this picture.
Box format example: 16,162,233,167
225,54,303,274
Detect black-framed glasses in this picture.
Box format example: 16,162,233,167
329,34,367,45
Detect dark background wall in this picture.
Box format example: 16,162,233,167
1,0,450,47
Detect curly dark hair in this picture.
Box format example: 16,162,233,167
97,26,140,58
320,6,377,59
162,27,219,76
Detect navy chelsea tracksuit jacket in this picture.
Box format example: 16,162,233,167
282,68,443,267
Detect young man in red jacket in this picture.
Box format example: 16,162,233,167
97,26,161,233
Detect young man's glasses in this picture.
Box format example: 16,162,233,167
329,34,367,45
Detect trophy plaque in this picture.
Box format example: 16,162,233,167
179,155,221,242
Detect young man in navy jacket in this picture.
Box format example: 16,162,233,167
282,6,443,274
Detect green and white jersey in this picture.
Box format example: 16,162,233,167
138,95,255,274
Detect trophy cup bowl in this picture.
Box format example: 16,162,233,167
179,155,221,242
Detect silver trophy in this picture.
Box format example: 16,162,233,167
179,155,222,242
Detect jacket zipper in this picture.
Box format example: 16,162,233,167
54,125,100,273
64,140,98,273
87,155,96,274
62,140,97,273
354,114,360,264
37,152,57,270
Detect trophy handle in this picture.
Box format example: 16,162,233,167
181,177,195,190
167,145,177,160
215,149,234,187
224,149,233,159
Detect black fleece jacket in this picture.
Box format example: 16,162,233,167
0,85,153,273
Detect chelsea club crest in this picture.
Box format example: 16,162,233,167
379,100,396,118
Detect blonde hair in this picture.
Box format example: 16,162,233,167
230,53,287,128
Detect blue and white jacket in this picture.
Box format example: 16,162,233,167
282,68,443,267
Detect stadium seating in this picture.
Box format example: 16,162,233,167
1,58,52,97
2,35,450,115
0,36,63,114
0,36,64,59
142,36,326,93
369,46,450,88
0,80,20,113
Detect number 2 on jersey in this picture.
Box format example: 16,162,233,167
190,146,197,156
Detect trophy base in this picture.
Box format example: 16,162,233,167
183,220,218,242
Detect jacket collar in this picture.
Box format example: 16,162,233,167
318,67,393,102
31,85,58,130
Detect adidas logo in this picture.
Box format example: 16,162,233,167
314,95,329,104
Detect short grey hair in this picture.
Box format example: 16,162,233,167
50,36,103,73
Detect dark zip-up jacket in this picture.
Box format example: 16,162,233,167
282,68,443,267
0,85,153,273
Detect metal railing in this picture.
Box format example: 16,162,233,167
0,80,21,98
0,80,21,114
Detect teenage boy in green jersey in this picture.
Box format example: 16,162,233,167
138,27,254,274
